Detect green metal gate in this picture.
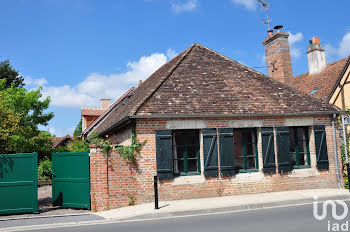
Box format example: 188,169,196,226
0,153,38,215
52,151,90,209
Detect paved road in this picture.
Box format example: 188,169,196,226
22,202,349,232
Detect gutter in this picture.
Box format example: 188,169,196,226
129,111,346,119
332,114,343,189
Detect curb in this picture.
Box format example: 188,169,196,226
0,212,92,222
118,194,350,221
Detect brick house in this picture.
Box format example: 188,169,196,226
87,42,345,212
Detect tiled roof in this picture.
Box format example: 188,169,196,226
287,57,350,102
51,135,72,148
93,43,340,135
81,108,106,117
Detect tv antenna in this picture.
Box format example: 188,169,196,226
258,0,272,31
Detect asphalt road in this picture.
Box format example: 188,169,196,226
23,202,349,232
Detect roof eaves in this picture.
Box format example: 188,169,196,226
129,111,345,119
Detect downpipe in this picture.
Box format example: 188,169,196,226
332,114,343,189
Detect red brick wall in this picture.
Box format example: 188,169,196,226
89,115,343,211
263,33,293,83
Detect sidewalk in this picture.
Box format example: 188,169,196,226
95,188,350,220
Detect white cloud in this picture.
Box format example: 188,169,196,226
24,76,47,87
172,0,198,13
324,32,350,60
231,0,257,11
33,49,175,108
288,31,304,59
48,127,55,135
288,32,303,46
166,48,177,59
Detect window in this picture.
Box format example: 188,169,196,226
289,127,311,168
173,130,200,175
233,128,258,172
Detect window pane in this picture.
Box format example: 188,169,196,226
289,128,296,153
177,160,184,173
175,146,184,159
297,128,307,153
174,132,184,145
174,160,183,174
234,130,243,145
299,153,307,166
187,131,199,145
188,159,197,172
188,146,199,159
247,156,256,169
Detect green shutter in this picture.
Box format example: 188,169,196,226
314,125,329,170
261,127,276,173
276,126,292,173
219,128,235,176
203,128,219,177
156,130,173,179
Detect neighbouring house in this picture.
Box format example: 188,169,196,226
81,87,135,139
81,99,112,132
86,40,345,211
51,135,73,149
262,28,350,110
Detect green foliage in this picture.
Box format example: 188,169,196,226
0,79,54,156
69,139,89,152
116,133,146,164
38,158,52,180
0,94,22,153
74,119,82,139
55,145,70,152
0,60,24,88
89,132,112,155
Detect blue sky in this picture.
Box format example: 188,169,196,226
1,0,349,136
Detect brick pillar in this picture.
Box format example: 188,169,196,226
89,144,109,211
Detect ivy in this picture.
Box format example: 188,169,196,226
89,132,112,155
116,133,146,164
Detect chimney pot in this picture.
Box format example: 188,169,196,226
307,36,326,75
268,30,274,37
139,80,143,85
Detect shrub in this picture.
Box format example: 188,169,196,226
38,158,52,180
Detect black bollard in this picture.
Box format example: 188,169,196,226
154,176,159,209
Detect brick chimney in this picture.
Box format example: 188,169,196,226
307,37,326,75
100,99,111,109
262,26,293,84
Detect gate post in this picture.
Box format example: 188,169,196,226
89,144,109,211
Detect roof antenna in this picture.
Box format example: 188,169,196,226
258,0,272,31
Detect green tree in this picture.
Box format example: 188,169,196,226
0,79,54,158
0,60,24,88
74,119,82,138
0,93,22,153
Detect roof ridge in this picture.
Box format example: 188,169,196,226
129,43,197,115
